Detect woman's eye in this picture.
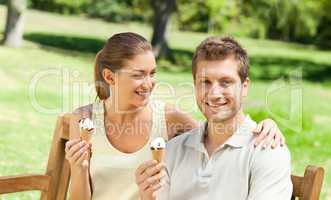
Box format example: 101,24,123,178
132,74,144,79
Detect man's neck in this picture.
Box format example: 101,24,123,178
204,111,246,156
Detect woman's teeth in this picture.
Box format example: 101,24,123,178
136,91,150,97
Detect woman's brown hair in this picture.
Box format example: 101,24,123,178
94,32,152,100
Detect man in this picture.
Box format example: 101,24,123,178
157,36,293,200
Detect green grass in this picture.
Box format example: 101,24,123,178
0,5,331,199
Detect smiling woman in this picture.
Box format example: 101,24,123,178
66,32,199,200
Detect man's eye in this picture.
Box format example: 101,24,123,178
203,80,211,84
220,81,231,87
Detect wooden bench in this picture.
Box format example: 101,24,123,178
0,113,325,200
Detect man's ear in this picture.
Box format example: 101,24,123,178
242,78,249,97
102,68,115,85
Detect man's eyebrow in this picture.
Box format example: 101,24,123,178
196,75,209,79
219,76,235,81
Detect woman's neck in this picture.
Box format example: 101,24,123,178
103,99,147,124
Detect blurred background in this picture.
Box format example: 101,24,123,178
0,0,330,199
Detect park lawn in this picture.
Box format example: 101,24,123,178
1,5,331,200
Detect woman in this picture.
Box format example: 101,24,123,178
65,32,284,200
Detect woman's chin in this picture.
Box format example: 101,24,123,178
132,99,150,109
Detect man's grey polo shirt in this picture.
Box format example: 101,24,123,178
157,116,293,200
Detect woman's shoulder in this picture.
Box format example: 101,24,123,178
72,104,93,119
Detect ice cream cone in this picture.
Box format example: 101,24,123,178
79,118,94,159
151,148,165,163
80,128,92,142
150,137,166,163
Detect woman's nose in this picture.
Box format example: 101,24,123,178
142,75,154,89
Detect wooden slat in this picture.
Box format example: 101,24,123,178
56,159,71,200
40,114,70,200
0,174,50,194
61,113,71,140
302,166,324,200
291,175,304,198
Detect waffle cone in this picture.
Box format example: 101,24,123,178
80,128,92,159
80,128,92,142
151,149,165,163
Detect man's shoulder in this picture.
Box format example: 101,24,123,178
164,128,200,173
251,145,291,169
167,128,199,147
165,127,201,161
166,127,199,150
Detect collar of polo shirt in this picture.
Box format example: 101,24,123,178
184,115,255,153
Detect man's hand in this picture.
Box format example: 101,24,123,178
135,160,167,200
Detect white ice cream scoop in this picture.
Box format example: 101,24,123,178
79,118,94,131
150,137,166,149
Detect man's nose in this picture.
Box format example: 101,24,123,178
209,84,222,96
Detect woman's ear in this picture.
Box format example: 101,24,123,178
102,68,115,85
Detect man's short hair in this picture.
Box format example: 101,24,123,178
192,36,249,82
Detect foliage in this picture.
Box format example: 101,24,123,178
246,0,322,43
176,0,330,48
176,0,239,33
176,0,209,32
316,0,331,48
4,0,328,48
29,0,89,14
85,0,152,23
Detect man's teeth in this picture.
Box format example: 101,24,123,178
206,101,227,107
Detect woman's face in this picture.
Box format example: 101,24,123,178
105,51,157,112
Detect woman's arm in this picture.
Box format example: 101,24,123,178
68,140,92,200
165,104,285,147
165,103,199,140
252,118,285,149
67,106,93,200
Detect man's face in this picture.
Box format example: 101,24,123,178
194,57,249,122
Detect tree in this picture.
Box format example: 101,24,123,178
316,0,331,49
150,0,176,60
2,0,26,47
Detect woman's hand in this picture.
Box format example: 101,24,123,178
65,138,91,171
135,160,167,200
253,118,285,149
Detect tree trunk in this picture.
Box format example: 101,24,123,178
151,0,176,60
2,0,26,48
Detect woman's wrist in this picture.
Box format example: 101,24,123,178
71,165,89,176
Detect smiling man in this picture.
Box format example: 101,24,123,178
156,36,293,200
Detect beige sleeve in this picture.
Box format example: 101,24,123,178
247,146,293,200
